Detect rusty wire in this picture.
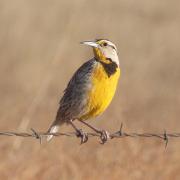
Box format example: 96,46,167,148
0,124,180,146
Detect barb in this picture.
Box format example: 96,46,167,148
0,125,180,146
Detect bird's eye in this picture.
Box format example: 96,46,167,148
103,42,108,47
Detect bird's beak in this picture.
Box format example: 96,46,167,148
80,41,99,48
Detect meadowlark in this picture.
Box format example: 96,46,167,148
47,39,120,143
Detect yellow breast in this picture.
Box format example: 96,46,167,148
80,62,120,120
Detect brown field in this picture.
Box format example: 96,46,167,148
0,0,180,179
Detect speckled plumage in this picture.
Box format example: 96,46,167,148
57,59,96,122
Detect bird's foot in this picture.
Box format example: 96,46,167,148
76,129,88,144
98,130,110,144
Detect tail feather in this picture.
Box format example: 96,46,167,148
47,108,63,141
47,124,60,142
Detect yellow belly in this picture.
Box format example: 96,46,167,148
80,63,120,120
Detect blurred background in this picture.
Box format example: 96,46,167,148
0,0,180,179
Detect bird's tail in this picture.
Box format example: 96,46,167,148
46,119,63,142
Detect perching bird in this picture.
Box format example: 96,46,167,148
47,39,120,143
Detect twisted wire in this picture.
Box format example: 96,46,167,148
0,124,179,146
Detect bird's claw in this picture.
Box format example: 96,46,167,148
99,130,110,144
76,129,88,144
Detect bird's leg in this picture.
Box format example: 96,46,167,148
78,120,110,144
69,120,88,144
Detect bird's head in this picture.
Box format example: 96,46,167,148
81,39,119,67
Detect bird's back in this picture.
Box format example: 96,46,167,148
56,59,96,122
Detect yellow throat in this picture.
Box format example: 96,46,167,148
80,40,120,120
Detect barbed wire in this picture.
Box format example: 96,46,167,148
1,124,180,147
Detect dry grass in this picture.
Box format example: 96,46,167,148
0,0,180,179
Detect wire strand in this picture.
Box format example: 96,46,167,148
0,124,178,146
